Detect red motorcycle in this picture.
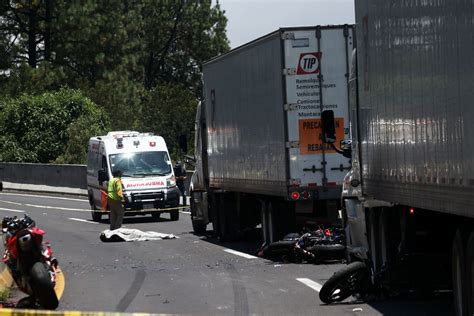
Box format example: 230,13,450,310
2,215,59,309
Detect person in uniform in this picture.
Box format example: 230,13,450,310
107,170,125,230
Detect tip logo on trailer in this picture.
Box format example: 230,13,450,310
297,52,321,75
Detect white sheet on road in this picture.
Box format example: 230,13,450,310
100,228,178,242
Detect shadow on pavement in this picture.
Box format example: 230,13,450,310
341,294,453,316
192,227,264,258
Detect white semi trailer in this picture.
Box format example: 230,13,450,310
322,1,474,314
189,25,354,243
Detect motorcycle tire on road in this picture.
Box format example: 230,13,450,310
308,244,346,260
319,261,369,304
30,262,58,310
262,240,296,257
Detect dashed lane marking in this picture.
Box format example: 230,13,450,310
224,249,258,259
68,218,99,224
0,208,25,213
0,201,22,206
296,278,322,292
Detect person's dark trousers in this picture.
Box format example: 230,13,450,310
108,198,124,230
177,182,186,206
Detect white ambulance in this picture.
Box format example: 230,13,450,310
86,131,180,222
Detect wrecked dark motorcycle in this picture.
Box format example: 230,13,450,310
258,228,346,263
2,215,59,309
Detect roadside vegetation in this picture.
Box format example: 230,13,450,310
0,1,230,163
0,287,9,302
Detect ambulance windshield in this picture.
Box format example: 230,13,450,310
109,151,172,177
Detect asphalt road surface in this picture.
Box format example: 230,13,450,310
0,191,453,315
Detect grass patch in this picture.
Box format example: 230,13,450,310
0,287,10,301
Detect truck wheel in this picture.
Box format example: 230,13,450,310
170,211,179,221
30,262,59,310
152,212,161,220
192,220,207,234
466,232,474,316
319,261,368,304
452,230,468,316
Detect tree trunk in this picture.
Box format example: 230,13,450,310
44,0,51,61
28,9,37,67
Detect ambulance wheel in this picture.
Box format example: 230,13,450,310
91,211,102,222
170,211,179,221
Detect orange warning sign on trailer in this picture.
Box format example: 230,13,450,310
298,118,345,154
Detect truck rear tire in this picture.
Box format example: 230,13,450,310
192,220,207,234
465,232,474,316
452,230,468,316
213,192,238,240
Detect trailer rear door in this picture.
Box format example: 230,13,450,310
283,26,353,189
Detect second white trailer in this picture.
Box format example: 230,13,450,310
191,25,354,242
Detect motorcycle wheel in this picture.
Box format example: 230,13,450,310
261,240,296,258
308,244,346,260
319,261,368,304
30,262,59,310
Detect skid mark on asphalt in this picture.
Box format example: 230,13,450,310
116,269,146,312
225,263,250,316
296,278,322,292
224,249,258,259
68,218,99,224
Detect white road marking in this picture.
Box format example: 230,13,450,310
224,249,258,259
68,218,99,224
0,192,87,202
0,200,23,206
296,278,323,293
23,204,90,212
0,208,25,213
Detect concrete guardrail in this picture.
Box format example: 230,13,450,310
0,162,193,197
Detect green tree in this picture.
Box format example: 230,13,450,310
140,83,197,159
0,0,230,163
141,0,230,96
0,89,109,163
48,1,144,128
